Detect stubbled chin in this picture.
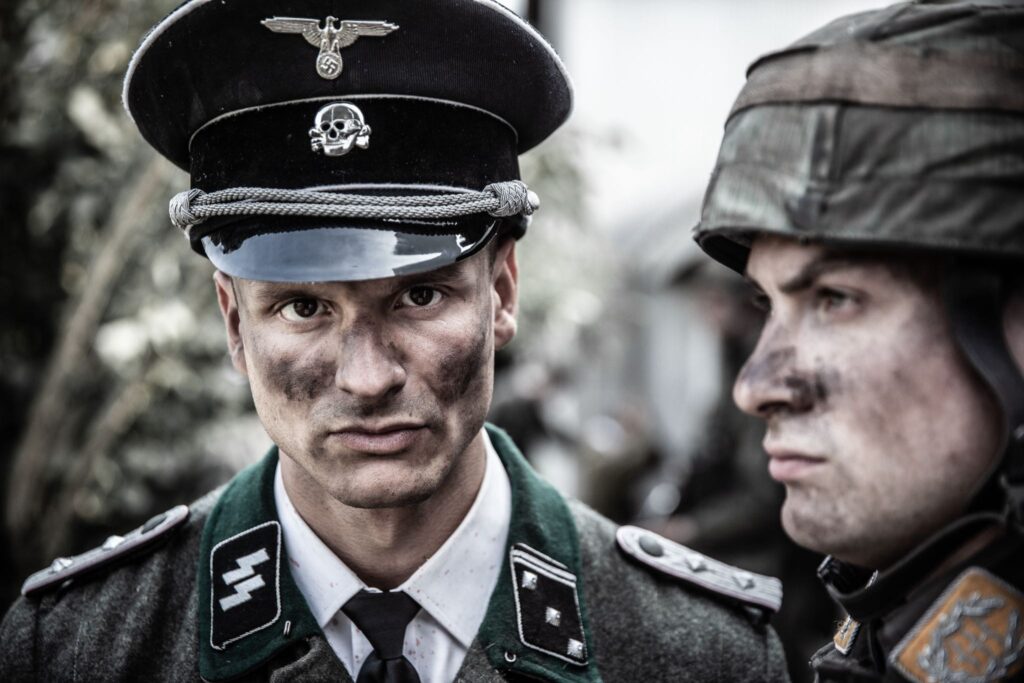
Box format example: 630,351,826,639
780,491,843,557
327,462,444,509
340,486,435,510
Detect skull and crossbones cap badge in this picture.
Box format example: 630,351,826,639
123,0,572,282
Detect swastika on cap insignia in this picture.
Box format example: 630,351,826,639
510,544,588,665
210,521,281,650
261,16,398,80
891,566,1024,683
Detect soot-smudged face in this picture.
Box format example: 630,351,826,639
215,243,517,509
734,237,1002,569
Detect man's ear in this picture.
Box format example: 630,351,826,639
213,271,247,376
492,239,519,351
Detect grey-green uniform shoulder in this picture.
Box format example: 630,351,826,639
569,501,790,682
1,491,789,682
0,492,218,682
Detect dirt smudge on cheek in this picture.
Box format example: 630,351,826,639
780,368,837,410
783,376,816,408
250,333,335,402
807,364,842,405
436,320,490,406
272,357,336,401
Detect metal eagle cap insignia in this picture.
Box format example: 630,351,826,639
309,102,371,157
891,567,1024,683
261,15,399,80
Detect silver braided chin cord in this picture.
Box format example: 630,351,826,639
168,181,540,238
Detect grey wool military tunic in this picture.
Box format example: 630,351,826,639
0,426,789,681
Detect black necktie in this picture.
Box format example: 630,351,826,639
342,590,422,683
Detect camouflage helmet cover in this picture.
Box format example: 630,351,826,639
694,0,1024,273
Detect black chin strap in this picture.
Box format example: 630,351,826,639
944,264,1024,527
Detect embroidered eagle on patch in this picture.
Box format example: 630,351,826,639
261,16,399,80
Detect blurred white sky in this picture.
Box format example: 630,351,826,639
508,0,885,231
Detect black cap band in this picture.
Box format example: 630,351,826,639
191,97,519,192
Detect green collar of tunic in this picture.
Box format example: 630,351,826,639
197,424,601,682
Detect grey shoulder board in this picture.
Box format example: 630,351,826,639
22,504,190,597
616,524,783,613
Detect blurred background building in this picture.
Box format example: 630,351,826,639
0,1,880,680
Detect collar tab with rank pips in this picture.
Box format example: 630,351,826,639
616,525,783,615
510,543,588,665
891,566,1024,683
473,425,601,683
261,16,398,80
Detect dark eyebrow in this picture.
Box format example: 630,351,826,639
777,253,869,294
393,261,469,287
244,283,325,307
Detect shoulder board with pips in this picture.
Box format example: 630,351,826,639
21,504,190,597
616,524,783,614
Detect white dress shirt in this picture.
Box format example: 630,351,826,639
274,430,512,682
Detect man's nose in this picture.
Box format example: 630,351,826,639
334,327,406,400
733,338,816,419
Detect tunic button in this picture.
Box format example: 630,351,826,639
639,534,664,557
142,512,168,533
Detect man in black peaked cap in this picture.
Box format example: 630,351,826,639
1,1,788,680
695,1,1024,681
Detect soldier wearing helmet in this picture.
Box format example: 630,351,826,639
695,1,1024,681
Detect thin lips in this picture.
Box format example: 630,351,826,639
763,444,826,462
765,450,827,462
332,422,425,435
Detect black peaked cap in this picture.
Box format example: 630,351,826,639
122,0,572,282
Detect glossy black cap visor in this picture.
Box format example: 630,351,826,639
202,215,499,282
